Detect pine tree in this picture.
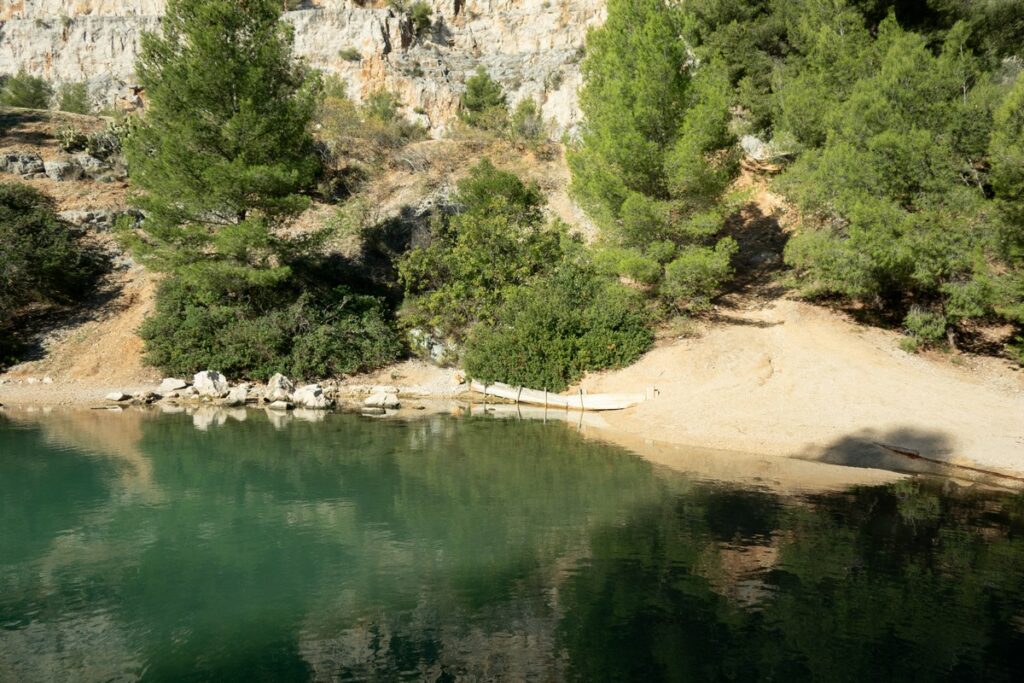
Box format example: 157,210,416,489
568,0,738,310
121,0,321,292
459,67,506,128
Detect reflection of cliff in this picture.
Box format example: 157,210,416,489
4,407,156,490
0,612,142,683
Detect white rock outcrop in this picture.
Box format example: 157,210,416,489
193,370,229,397
0,0,604,136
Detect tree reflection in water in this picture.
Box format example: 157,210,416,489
1,411,1022,682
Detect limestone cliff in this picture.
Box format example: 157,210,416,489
0,0,604,135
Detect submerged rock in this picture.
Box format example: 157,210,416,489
267,400,293,411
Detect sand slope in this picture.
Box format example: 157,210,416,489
579,299,1024,475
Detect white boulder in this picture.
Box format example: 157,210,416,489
293,384,331,409
193,370,229,398
265,373,294,402
159,377,189,393
105,391,130,402
223,383,250,407
267,400,293,411
364,392,400,410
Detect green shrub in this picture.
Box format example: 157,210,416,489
1008,335,1024,365
140,277,402,381
0,182,106,313
594,247,661,286
662,238,738,311
398,160,560,336
56,82,92,114
0,70,53,109
316,81,425,173
85,120,126,159
0,183,107,363
57,125,89,152
903,307,947,345
364,90,400,123
510,98,545,142
338,47,362,62
460,67,507,129
464,266,652,391
409,1,433,35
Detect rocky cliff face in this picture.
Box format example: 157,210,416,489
0,0,603,135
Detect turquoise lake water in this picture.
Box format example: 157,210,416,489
1,409,1023,681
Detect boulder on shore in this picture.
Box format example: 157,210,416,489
193,370,229,398
223,383,250,407
105,391,131,402
293,384,331,410
267,400,293,411
159,377,189,393
364,392,400,410
266,373,294,402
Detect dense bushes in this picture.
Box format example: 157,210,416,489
398,159,560,335
638,0,1024,357
0,70,52,109
399,159,653,387
140,277,401,380
771,13,1024,350
0,183,106,363
0,183,106,315
464,265,652,391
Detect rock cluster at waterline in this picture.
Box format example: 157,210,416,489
104,370,416,413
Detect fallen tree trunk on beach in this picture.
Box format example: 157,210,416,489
469,380,646,411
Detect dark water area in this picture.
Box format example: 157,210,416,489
1,409,1023,682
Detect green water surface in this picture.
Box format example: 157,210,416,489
1,409,1023,682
